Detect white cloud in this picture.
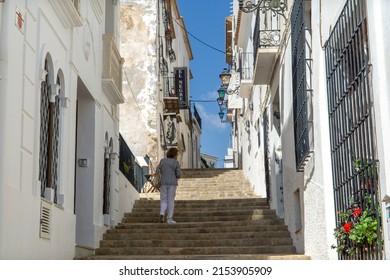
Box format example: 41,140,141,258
201,88,219,101
194,103,228,131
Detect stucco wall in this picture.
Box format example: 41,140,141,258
119,1,158,162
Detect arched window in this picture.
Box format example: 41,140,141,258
39,56,61,203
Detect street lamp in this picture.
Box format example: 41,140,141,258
238,0,287,19
217,97,223,107
217,86,227,99
218,109,227,123
219,68,231,87
217,97,228,107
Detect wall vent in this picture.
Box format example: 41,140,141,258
40,199,52,239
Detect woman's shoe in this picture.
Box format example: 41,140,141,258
167,220,176,225
160,215,164,223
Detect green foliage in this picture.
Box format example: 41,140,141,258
331,195,381,257
353,158,377,179
123,160,131,174
349,208,378,245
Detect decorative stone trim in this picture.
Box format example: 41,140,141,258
49,0,83,28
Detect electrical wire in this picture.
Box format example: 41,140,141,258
122,68,149,123
172,17,226,55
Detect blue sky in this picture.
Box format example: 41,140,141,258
176,0,232,168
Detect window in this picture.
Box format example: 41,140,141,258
39,57,61,203
290,0,312,171
324,0,382,260
103,137,113,215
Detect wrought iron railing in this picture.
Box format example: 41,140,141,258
263,110,271,203
119,134,148,192
325,0,383,260
291,0,312,172
162,75,176,98
193,105,202,129
253,7,282,63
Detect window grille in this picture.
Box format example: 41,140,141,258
263,110,271,203
324,0,383,260
103,140,112,215
39,59,61,202
291,0,312,171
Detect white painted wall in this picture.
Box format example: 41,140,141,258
366,0,390,259
231,0,390,259
0,0,130,259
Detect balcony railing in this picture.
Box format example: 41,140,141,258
119,134,149,192
252,8,283,85
102,34,125,104
162,75,180,114
193,105,202,129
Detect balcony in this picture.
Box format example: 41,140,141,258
49,0,83,28
252,9,283,85
162,76,180,115
102,34,124,105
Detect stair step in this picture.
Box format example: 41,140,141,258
103,231,291,241
95,245,298,256
107,223,289,234
126,208,276,217
99,237,293,248
84,169,310,260
122,213,281,223
82,254,310,260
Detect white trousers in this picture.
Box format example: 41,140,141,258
160,185,177,221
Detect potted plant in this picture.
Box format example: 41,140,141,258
331,195,382,257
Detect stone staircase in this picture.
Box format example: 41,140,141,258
85,168,310,260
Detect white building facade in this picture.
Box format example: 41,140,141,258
0,0,141,259
227,0,390,259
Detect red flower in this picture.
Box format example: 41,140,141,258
344,222,352,233
353,208,361,217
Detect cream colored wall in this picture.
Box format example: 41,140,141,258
119,1,159,164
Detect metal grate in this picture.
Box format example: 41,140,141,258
291,0,312,171
39,60,61,202
39,62,50,196
52,78,61,203
103,145,111,215
263,110,271,203
325,0,383,260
